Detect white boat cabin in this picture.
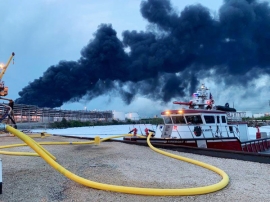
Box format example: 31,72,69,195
155,109,249,142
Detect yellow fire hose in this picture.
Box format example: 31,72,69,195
0,124,229,196
0,134,133,156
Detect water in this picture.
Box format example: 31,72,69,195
32,124,156,140
32,124,270,140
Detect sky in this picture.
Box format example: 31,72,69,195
1,0,270,118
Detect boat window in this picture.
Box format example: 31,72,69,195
221,116,226,123
204,115,215,124
229,126,233,133
185,115,203,124
171,116,186,124
217,116,220,123
163,116,172,124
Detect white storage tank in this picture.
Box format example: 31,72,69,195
125,112,140,121
113,111,125,121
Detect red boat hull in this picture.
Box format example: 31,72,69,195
123,137,270,153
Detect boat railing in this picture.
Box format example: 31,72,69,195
170,124,241,140
226,112,245,122
174,127,183,139
203,125,240,139
186,124,196,138
225,125,240,139
204,125,221,138
241,138,270,153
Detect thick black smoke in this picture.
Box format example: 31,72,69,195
16,0,270,108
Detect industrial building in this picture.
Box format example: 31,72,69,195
0,103,113,129
112,111,140,121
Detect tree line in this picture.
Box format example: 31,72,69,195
49,118,164,129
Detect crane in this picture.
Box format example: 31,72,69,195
0,52,17,129
0,52,15,96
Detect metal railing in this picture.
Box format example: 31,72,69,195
241,138,270,153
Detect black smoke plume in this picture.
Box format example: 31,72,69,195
16,0,270,108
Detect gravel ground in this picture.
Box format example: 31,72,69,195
0,135,269,202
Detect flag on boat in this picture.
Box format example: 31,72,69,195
209,93,213,100
193,93,199,97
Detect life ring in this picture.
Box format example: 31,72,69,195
193,126,202,137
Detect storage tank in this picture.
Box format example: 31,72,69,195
125,112,140,121
113,111,125,121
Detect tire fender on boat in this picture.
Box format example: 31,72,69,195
194,126,202,137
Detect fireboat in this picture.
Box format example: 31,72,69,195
124,84,270,154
